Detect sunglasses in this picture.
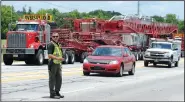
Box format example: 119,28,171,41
52,36,59,38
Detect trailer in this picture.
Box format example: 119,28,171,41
101,14,178,60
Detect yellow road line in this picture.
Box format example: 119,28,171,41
2,58,184,83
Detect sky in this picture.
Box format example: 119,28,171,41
2,1,184,20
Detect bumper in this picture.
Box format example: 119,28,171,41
2,48,35,54
144,56,171,64
83,63,120,74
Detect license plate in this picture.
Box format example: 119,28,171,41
13,55,18,57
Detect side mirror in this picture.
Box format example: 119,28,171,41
123,54,129,57
174,48,178,50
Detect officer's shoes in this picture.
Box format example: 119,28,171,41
50,95,60,99
56,91,64,98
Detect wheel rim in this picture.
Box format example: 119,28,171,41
39,54,43,63
136,54,139,60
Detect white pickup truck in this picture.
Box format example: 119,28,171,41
144,40,180,68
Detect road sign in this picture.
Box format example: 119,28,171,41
23,14,53,21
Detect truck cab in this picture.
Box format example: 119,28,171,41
2,19,51,65
143,38,179,68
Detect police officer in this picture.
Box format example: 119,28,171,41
47,32,64,99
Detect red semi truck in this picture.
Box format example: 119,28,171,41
2,14,178,65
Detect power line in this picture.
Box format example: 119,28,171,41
42,2,76,11
137,1,140,16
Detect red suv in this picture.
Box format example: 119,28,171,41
83,45,136,77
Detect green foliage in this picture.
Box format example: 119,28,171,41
165,14,179,24
152,15,165,22
1,5,19,39
178,20,184,33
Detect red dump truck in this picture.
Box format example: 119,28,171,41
2,14,178,65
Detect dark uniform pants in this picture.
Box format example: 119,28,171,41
48,64,62,95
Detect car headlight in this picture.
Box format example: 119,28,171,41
83,59,89,63
109,60,119,64
29,44,34,48
145,51,150,56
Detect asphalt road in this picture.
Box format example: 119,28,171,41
1,58,184,101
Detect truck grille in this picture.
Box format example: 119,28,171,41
7,34,26,48
150,52,165,57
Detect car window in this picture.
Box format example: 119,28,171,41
173,44,177,50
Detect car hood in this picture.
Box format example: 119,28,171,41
88,55,121,60
146,48,172,52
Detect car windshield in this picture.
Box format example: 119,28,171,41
151,43,172,49
92,47,122,56
16,24,39,31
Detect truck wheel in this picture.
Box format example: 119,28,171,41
168,57,173,68
63,52,69,64
136,53,139,61
175,61,178,67
144,61,148,67
117,65,123,77
35,49,44,65
140,52,144,60
80,52,88,63
3,54,13,65
128,64,135,75
83,71,90,76
69,52,75,64
153,63,157,67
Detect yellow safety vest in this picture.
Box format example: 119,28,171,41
52,41,62,64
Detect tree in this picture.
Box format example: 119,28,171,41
152,15,165,22
1,5,19,39
165,14,178,24
28,6,32,14
178,20,184,33
22,6,27,14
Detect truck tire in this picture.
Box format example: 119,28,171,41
140,52,144,60
3,54,13,65
135,53,139,61
153,63,157,67
168,57,173,68
68,51,75,64
35,49,44,65
175,61,178,67
63,52,69,64
80,52,88,63
144,61,148,67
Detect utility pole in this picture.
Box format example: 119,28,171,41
137,1,140,16
11,5,13,24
